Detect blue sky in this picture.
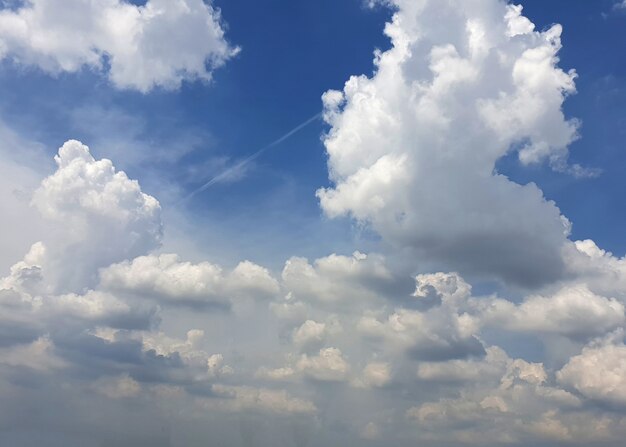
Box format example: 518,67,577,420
1,0,624,264
1,1,626,446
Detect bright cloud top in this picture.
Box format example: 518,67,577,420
318,0,599,286
0,0,237,91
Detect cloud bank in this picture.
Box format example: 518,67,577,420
2,1,626,446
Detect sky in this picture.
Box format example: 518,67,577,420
0,0,626,446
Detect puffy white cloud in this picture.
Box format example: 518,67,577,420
557,341,626,407
409,350,585,444
296,347,351,382
417,346,508,383
137,329,232,377
2,2,626,443
0,336,66,371
413,271,472,309
478,285,625,339
0,241,46,295
100,254,279,307
292,320,327,348
0,0,237,92
281,251,393,304
353,361,392,388
564,239,626,301
318,0,587,286
358,272,484,362
31,140,162,293
51,290,137,324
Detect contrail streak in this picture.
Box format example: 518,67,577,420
183,112,322,202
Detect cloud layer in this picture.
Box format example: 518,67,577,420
1,1,626,446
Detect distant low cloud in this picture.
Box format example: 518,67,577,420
0,0,238,92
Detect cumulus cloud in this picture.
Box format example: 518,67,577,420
31,140,162,292
358,272,485,362
100,254,279,308
2,1,626,445
0,0,238,91
557,340,626,407
317,0,591,286
409,350,586,444
352,361,392,388
296,347,351,382
478,285,625,339
281,251,393,305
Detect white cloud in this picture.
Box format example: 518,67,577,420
2,2,626,445
557,341,626,406
358,272,484,362
0,0,238,92
296,347,351,382
417,346,509,383
31,140,162,293
317,0,587,286
409,350,585,444
353,361,392,388
281,251,392,304
478,285,625,339
100,254,279,307
292,320,327,348
0,336,66,371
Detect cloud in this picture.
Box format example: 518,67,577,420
206,385,317,415
2,2,626,445
92,373,141,399
352,361,392,388
0,0,238,92
292,320,328,348
100,254,279,308
296,347,351,382
281,251,393,305
557,340,626,407
358,272,485,362
477,285,625,339
408,350,586,444
29,140,162,293
317,0,589,287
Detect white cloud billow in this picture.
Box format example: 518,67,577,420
100,253,279,307
31,140,162,292
558,341,626,407
317,0,595,286
477,285,625,339
0,0,238,92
